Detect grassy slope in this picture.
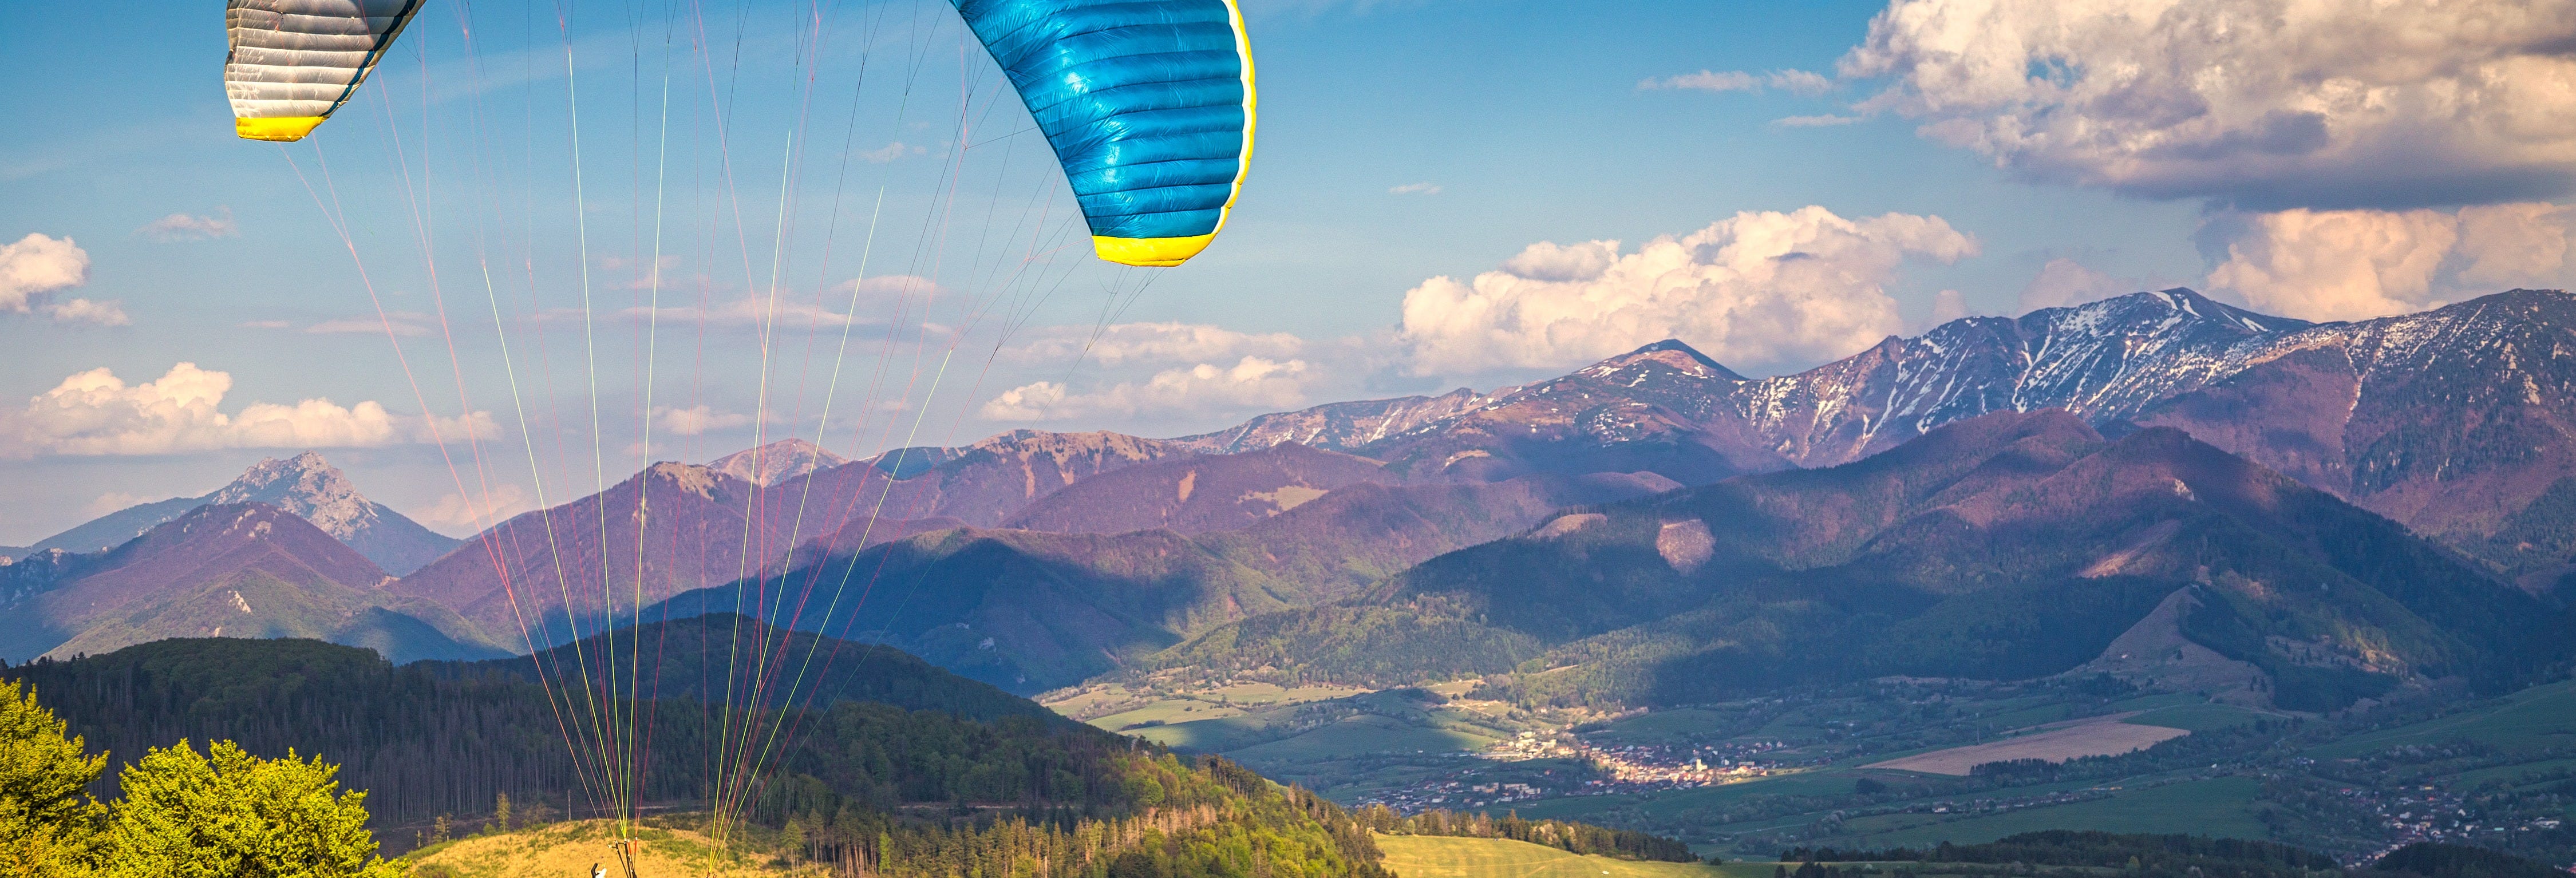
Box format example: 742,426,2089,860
2306,678,2576,758
1374,835,1725,878
408,819,804,878
1805,777,2267,850
1225,714,1500,764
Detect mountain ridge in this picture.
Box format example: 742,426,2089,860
0,502,504,664
1144,410,2550,711
25,451,460,575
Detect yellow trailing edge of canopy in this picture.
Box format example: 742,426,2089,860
1092,234,1215,267
235,116,325,142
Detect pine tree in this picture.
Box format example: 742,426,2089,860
780,816,807,865
0,681,105,877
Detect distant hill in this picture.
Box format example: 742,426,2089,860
645,472,1672,693
0,503,504,664
25,451,460,575
388,430,1198,648
432,612,1066,727
1152,411,2549,711
1002,442,1400,536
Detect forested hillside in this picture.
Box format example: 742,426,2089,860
646,472,1669,693
1146,412,2558,711
0,627,1411,875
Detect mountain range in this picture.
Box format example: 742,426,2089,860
643,470,1672,693
11,286,2573,714
1171,288,2576,588
21,451,460,575
0,502,504,664
1145,410,2555,711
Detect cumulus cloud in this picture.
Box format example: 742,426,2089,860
0,362,496,458
0,233,123,325
1775,114,1862,128
413,483,532,534
1388,182,1443,195
981,357,1314,422
2206,203,2576,321
43,298,128,326
1396,206,1978,375
1001,322,1306,367
1839,0,2576,209
1644,69,1834,96
1929,289,1973,326
650,405,755,436
2018,258,2135,311
138,208,238,242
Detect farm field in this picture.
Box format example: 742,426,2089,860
1824,777,2269,849
1863,717,2190,776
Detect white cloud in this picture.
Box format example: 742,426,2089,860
1644,69,1834,96
239,320,293,329
83,491,167,517
1396,206,1978,375
0,234,127,326
0,233,94,315
2206,203,2576,321
1002,322,1306,367
856,141,923,164
650,405,754,436
1929,289,1973,326
2018,258,2134,312
138,209,238,242
0,362,496,458
2454,203,2575,290
43,298,128,326
412,483,531,534
607,278,937,331
981,356,1314,422
1389,182,1443,195
1774,114,1862,128
1839,0,2576,209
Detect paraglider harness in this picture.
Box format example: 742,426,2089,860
592,839,639,878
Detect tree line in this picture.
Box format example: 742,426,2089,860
0,679,398,876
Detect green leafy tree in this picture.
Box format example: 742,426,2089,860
0,680,105,877
98,739,398,878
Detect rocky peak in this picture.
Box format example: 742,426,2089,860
643,461,725,500
1575,339,1745,382
968,430,1182,466
207,451,377,540
709,438,851,486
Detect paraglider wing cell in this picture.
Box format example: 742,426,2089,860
225,0,426,142
950,0,1256,267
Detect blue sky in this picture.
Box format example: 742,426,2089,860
3,0,2571,544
